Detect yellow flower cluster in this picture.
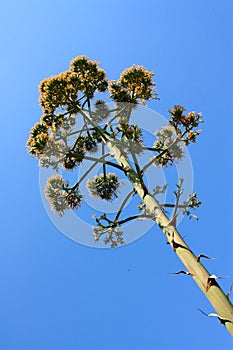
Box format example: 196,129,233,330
39,56,108,114
70,55,108,97
39,71,81,114
169,105,203,145
27,122,49,157
109,65,157,104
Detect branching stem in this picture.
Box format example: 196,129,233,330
114,189,136,223
70,152,110,191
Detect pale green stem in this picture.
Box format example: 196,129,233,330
107,139,233,336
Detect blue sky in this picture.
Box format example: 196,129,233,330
0,0,233,349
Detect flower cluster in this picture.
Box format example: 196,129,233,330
92,213,125,247
61,131,102,170
169,105,203,145
182,192,202,219
87,173,121,201
27,111,78,160
27,122,49,157
39,71,82,114
65,190,83,210
109,65,157,104
62,148,85,170
39,56,108,116
152,126,184,167
27,56,203,249
93,225,125,248
41,113,63,130
45,174,82,216
70,55,108,99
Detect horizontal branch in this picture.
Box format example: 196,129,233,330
83,155,124,172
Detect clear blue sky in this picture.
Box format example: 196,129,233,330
0,1,233,349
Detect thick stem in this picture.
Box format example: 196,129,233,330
106,140,233,337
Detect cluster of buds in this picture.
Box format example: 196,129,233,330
152,126,184,167
87,173,121,201
45,174,82,216
169,105,203,145
109,65,157,105
93,226,125,248
93,214,125,247
182,192,202,219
